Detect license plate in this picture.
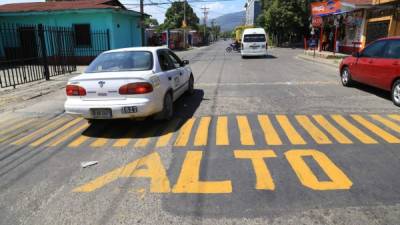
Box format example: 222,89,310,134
91,108,112,119
121,106,137,114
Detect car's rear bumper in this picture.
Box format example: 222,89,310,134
241,49,267,56
64,97,159,119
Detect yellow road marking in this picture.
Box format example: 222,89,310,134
313,115,352,144
295,115,331,144
194,116,211,146
47,122,89,147
236,115,255,146
11,117,68,145
285,149,353,190
174,118,196,147
172,151,232,193
388,114,400,122
68,135,90,148
370,115,400,133
276,115,306,145
73,152,170,193
90,129,115,148
216,116,229,145
134,126,159,148
370,114,400,133
351,115,400,144
0,118,36,136
0,118,42,143
113,128,137,148
234,150,277,190
331,115,377,144
30,118,83,147
257,115,282,145
156,119,180,148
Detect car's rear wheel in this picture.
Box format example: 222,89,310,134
392,80,400,107
341,67,353,87
156,92,173,120
186,74,194,95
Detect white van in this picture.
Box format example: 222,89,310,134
241,28,267,58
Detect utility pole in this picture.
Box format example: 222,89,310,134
200,6,209,44
183,0,187,48
211,19,215,42
140,0,145,46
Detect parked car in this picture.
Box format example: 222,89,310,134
340,37,400,106
241,28,268,58
64,47,194,122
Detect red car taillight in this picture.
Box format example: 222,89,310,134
66,85,86,96
119,82,153,95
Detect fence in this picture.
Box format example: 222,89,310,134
0,24,110,88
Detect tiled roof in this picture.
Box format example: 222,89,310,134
342,0,373,5
0,0,126,13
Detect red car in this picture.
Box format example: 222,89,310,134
340,37,400,106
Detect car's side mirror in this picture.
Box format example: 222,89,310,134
182,60,189,66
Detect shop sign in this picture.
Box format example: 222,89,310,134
312,16,323,27
311,0,341,16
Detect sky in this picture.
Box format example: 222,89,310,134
0,0,246,23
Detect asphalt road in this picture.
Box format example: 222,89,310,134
0,41,400,225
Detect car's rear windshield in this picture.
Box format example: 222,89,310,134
243,34,266,42
85,51,153,73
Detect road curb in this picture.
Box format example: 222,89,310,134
296,54,340,69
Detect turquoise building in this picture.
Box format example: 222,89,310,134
0,0,146,63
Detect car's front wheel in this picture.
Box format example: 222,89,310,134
392,79,400,107
341,67,353,87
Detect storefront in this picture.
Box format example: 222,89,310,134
311,0,369,54
364,1,400,44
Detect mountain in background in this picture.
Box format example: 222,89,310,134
209,11,245,32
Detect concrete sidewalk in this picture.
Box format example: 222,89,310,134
297,53,343,69
0,66,86,113
304,49,349,59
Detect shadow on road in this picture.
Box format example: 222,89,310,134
81,89,205,139
242,54,277,59
351,82,392,102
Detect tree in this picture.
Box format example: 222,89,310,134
144,18,159,28
259,0,309,45
160,2,199,30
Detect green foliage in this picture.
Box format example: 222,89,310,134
259,0,309,45
160,2,199,30
144,18,159,28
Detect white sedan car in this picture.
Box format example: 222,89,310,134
64,47,194,121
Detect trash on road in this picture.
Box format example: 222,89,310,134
81,161,98,168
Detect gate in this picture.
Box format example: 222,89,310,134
0,24,109,88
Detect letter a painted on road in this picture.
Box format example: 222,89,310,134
285,150,353,190
73,152,171,193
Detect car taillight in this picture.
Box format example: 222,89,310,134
119,82,153,95
66,85,86,96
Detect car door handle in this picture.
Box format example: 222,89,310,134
368,60,373,64
393,61,399,66
168,76,172,80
